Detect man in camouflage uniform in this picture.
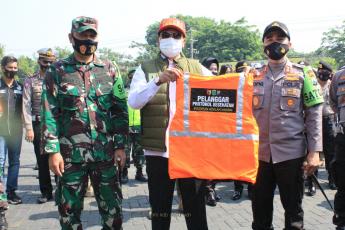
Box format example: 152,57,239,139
41,16,128,230
121,69,147,183
23,48,56,204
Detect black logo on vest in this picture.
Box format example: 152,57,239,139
190,88,237,113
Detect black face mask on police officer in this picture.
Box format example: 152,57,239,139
318,71,331,81
72,36,98,56
4,70,17,79
264,42,289,60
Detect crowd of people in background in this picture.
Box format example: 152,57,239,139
0,16,344,230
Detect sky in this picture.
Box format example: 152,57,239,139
1,0,345,59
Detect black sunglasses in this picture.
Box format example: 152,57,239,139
161,31,182,39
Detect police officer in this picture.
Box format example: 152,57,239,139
201,57,220,206
316,61,337,189
0,56,23,207
129,18,211,230
251,21,322,230
41,16,128,229
23,48,56,204
330,65,345,230
201,57,219,75
232,60,253,201
121,68,147,184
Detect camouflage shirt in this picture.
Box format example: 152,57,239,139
41,55,128,163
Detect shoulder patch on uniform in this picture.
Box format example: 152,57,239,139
113,76,126,99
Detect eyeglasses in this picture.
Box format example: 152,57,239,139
161,31,182,39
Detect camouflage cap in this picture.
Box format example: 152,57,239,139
37,48,56,61
71,16,98,34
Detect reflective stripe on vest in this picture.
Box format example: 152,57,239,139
168,73,259,182
128,104,141,127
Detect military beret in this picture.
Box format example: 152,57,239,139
318,61,333,72
235,61,249,72
263,21,290,41
37,48,56,61
72,16,98,34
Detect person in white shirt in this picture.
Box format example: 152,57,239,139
129,18,211,230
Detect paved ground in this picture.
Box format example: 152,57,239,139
4,139,337,229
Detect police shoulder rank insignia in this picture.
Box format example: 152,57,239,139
302,66,324,107
284,73,299,81
113,76,126,99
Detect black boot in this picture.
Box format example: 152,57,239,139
306,177,316,196
121,168,129,184
205,190,217,207
135,168,148,182
0,210,7,230
329,175,337,190
232,189,243,200
7,191,22,205
37,193,53,204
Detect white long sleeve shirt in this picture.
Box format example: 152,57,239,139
128,59,212,158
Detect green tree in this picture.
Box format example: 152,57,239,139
98,47,134,77
320,20,345,67
54,46,72,59
17,55,37,82
0,44,4,60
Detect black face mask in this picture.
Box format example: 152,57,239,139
4,70,17,79
72,36,98,56
264,42,289,60
318,71,331,81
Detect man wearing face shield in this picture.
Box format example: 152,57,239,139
251,21,323,230
23,48,56,204
41,16,128,229
129,18,212,230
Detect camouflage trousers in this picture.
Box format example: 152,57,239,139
56,160,123,230
124,133,145,169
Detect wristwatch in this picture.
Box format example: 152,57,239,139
154,76,162,86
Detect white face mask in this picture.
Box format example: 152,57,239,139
159,38,183,58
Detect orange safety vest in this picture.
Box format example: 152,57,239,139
168,73,259,183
